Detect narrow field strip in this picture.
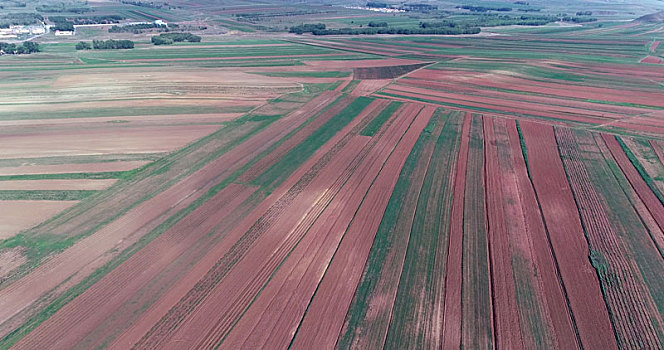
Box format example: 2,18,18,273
494,119,555,348
440,112,471,349
507,121,578,349
460,114,494,350
384,109,463,349
337,109,445,350
520,121,618,349
290,105,434,349
483,117,525,349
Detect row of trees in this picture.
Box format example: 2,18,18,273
309,26,481,35
109,23,167,33
75,39,134,50
50,15,124,25
151,32,200,45
51,22,74,31
459,5,512,12
289,23,326,35
0,41,39,54
289,22,480,36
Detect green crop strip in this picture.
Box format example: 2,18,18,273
252,71,351,78
338,113,438,349
617,136,664,206
0,190,96,201
360,101,403,137
0,171,134,181
386,110,462,349
252,96,374,190
0,85,344,346
342,80,361,93
516,120,530,173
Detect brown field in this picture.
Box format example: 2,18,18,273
0,201,78,240
0,124,221,159
0,180,117,191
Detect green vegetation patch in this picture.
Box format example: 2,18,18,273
339,112,439,349
0,190,95,201
617,136,664,205
360,101,402,137
0,171,135,182
251,71,350,78
252,96,374,190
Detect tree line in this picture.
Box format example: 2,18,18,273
76,39,134,50
0,41,40,54
151,32,201,45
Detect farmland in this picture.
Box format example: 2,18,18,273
1,0,664,349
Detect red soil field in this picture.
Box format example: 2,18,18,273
159,104,425,350
483,117,525,349
652,41,661,52
158,139,375,349
640,56,663,64
592,136,664,259
339,109,446,350
12,184,257,350
398,78,653,117
557,128,663,349
0,91,341,335
291,106,433,350
110,95,389,349
440,113,471,350
504,122,578,349
494,119,558,348
408,69,664,108
381,86,605,126
334,78,352,93
520,121,617,350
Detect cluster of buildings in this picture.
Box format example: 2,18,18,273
0,25,46,40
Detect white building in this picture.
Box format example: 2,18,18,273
55,30,74,36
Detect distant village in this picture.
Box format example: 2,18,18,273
0,19,168,41
0,24,46,41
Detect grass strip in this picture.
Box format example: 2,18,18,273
617,136,664,206
360,101,403,137
338,113,438,349
0,190,95,201
253,96,374,190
